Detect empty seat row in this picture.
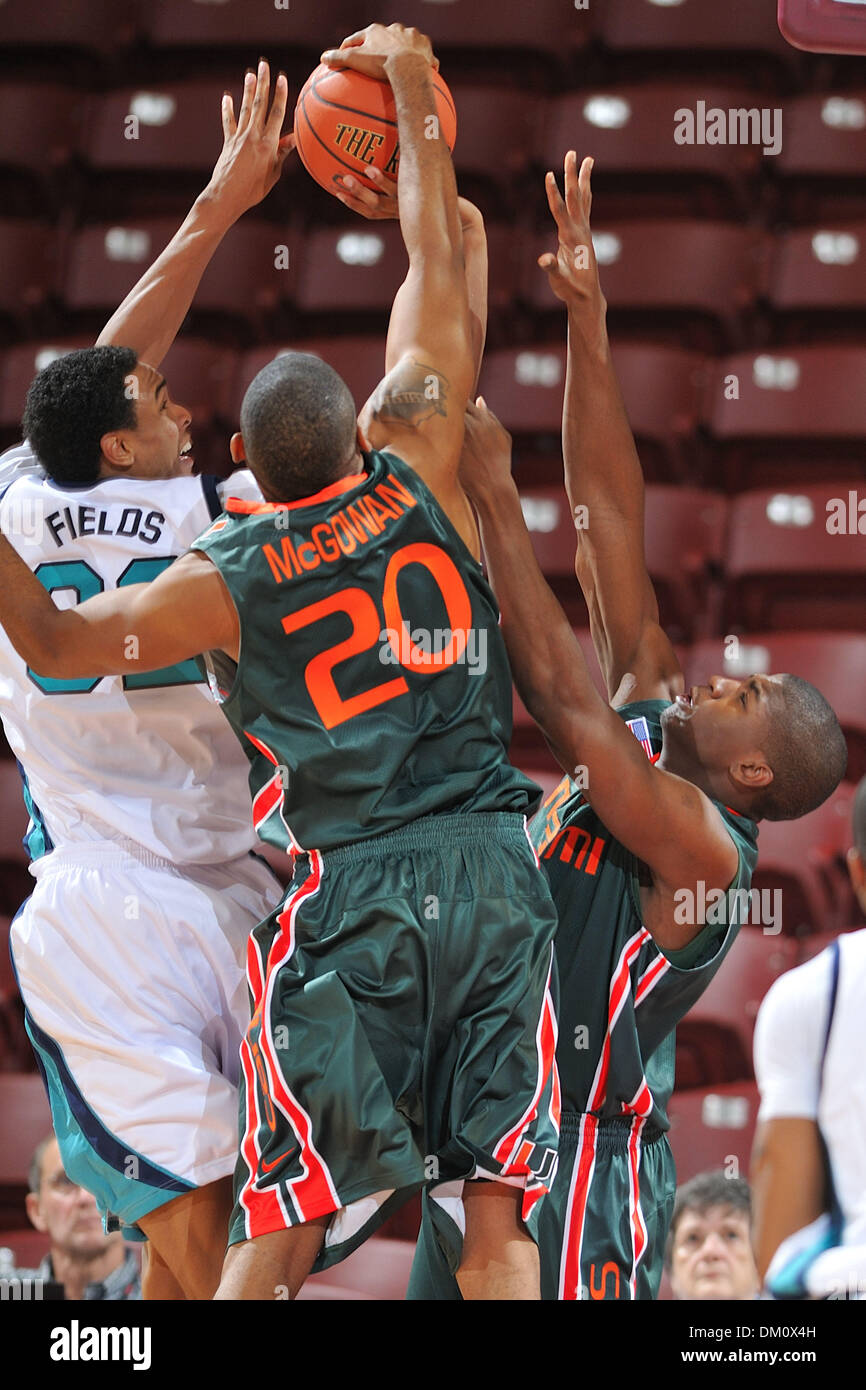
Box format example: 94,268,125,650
0,0,798,63
10,216,866,342
3,81,866,192
5,336,866,478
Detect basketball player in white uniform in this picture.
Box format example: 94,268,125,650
0,62,295,1299
751,775,866,1300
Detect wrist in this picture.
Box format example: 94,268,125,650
194,184,244,233
465,468,518,512
383,50,434,84
567,302,611,366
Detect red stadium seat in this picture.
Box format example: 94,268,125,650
293,224,407,315
667,1081,759,1185
749,786,855,938
599,0,791,63
0,339,91,430
542,85,764,216
447,84,541,183
297,1236,415,1301
368,0,591,57
479,344,705,482
778,91,866,178
524,221,764,348
143,0,352,50
722,484,866,633
0,223,58,327
780,0,866,56
0,84,86,177
0,915,31,1075
686,631,866,784
63,219,293,325
679,932,800,1074
81,83,229,174
706,346,866,450
767,222,866,325
0,1074,50,1189
0,1228,50,1267
514,483,726,641
0,0,139,53
235,337,385,421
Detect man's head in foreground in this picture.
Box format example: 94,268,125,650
22,346,194,485
667,1171,760,1301
232,351,363,503
25,1134,122,1265
660,672,847,822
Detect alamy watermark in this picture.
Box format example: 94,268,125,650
674,881,782,935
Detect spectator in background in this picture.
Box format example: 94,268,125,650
667,1171,760,1300
751,776,866,1300
12,1134,141,1300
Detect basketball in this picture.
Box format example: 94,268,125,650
294,62,457,198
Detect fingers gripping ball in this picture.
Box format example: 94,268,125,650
294,63,457,198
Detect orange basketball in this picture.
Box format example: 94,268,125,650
294,62,457,198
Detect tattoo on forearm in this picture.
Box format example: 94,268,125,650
369,356,449,429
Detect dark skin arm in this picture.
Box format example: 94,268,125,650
322,25,477,555
540,153,683,705
460,402,737,952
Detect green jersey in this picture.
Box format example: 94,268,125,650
531,699,759,1132
192,449,539,854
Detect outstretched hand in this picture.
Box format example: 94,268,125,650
458,397,514,502
538,152,606,321
206,59,295,218
321,23,438,81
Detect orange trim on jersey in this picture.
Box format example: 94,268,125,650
226,473,367,516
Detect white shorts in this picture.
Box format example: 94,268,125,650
10,839,282,1236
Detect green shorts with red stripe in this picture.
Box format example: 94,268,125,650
228,811,561,1270
408,1112,674,1300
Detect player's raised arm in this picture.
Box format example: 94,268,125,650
338,170,488,395
97,60,295,367
460,400,736,949
322,25,476,545
540,153,683,705
0,532,237,679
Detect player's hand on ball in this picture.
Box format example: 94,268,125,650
539,152,607,322
458,397,514,500
321,23,439,81
335,166,399,219
206,59,296,216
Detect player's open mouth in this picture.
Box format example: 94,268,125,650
180,441,193,464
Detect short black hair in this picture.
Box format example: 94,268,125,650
853,775,866,860
239,352,357,500
665,1171,752,1269
22,345,138,485
752,674,847,821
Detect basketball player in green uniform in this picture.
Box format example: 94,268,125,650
409,152,848,1300
0,24,560,1301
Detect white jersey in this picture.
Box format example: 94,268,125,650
754,929,866,1274
0,444,263,865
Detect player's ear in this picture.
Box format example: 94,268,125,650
730,754,772,794
25,1191,47,1233
99,432,134,474
230,432,246,464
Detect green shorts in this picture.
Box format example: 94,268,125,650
408,1112,675,1300
229,812,560,1270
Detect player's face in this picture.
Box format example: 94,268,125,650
660,672,783,784
122,363,194,479
670,1204,759,1301
29,1139,113,1260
